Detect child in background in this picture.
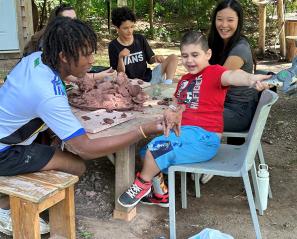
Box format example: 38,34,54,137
118,31,270,208
108,7,178,84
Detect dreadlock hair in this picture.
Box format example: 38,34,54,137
180,31,209,52
42,17,97,71
111,7,136,28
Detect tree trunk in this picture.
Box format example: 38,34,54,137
149,0,154,36
132,0,135,13
257,3,266,57
277,0,286,58
108,0,111,34
31,0,39,32
38,0,47,31
117,0,127,7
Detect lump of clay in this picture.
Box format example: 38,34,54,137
68,72,148,111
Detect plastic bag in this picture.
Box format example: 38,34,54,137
188,228,234,239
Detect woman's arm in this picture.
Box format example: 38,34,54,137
223,55,244,70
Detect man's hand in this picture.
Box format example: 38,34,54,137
141,119,163,136
119,48,130,58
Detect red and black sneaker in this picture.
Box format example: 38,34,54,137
118,173,152,208
140,191,169,208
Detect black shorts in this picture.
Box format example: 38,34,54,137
0,143,55,176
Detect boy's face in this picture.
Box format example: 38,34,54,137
117,20,135,42
59,49,94,78
181,44,211,74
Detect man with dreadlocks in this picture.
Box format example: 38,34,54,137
0,17,162,235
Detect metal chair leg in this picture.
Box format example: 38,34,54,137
242,174,262,239
169,169,177,239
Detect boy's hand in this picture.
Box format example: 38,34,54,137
119,48,130,58
163,109,182,137
250,74,271,91
153,55,165,63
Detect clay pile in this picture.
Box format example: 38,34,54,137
68,72,148,111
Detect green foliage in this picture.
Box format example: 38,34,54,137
79,230,94,239
286,0,297,12
143,24,171,41
127,0,148,17
33,0,297,46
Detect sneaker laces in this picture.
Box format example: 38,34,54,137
126,183,142,198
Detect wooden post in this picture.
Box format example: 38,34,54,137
113,145,137,221
10,197,41,239
49,186,76,239
258,3,267,56
277,0,286,58
285,18,297,61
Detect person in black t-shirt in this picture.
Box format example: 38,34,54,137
108,7,178,83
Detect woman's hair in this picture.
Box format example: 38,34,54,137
47,4,75,23
180,31,209,52
111,7,136,28
42,17,97,71
208,0,244,65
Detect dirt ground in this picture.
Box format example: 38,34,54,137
0,57,296,239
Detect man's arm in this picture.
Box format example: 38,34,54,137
65,121,162,159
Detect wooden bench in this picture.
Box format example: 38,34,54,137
0,170,78,239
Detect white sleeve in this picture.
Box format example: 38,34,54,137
36,95,85,141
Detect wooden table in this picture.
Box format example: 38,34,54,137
73,84,176,221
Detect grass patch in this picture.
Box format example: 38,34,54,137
79,230,94,239
94,49,109,67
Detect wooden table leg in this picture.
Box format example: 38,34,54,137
10,196,40,239
49,186,76,239
113,144,137,221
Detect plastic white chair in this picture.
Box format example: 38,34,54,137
192,130,273,216
168,90,278,239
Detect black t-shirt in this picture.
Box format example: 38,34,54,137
108,34,155,82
